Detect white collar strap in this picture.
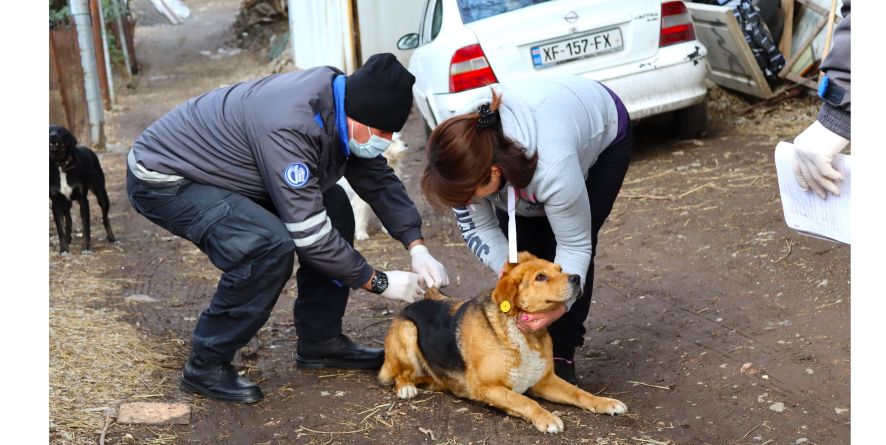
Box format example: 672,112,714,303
507,185,517,264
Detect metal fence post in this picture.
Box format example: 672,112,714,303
68,0,105,147
97,0,116,105
87,0,111,111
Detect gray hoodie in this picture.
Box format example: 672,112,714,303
453,76,620,290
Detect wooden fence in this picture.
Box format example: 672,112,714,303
49,10,138,147
50,26,89,142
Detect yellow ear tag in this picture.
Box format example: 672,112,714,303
499,301,511,313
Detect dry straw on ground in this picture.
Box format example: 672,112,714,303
707,85,820,137
50,252,170,444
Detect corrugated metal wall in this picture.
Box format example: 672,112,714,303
289,0,358,73
355,0,425,67
289,0,425,72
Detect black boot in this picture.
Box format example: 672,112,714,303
180,357,263,404
295,334,384,369
554,357,577,384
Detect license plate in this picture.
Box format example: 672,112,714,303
531,28,624,68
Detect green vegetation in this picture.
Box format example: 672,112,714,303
49,0,129,71
49,0,70,28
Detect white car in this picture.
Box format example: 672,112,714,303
398,0,709,138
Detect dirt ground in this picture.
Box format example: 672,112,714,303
49,1,850,443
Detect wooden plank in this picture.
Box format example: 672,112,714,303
820,0,838,63
787,0,840,75
722,7,773,98
124,14,139,73
49,30,73,130
783,72,819,90
778,0,794,59
780,13,827,77
49,26,91,143
795,0,829,16
686,2,774,99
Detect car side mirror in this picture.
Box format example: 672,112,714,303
397,33,420,50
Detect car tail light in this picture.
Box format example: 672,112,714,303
449,44,498,93
660,1,696,47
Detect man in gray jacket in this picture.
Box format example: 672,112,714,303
127,53,449,403
792,0,851,198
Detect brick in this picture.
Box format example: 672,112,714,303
116,402,190,425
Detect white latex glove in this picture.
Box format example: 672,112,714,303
410,244,450,288
379,271,424,303
792,120,850,199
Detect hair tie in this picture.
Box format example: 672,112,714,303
477,104,499,129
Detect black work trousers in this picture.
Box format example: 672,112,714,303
127,169,354,364
496,130,632,359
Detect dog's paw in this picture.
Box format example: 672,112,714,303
60,251,69,257
81,249,93,255
590,397,627,415
396,384,418,399
354,231,370,241
532,412,564,434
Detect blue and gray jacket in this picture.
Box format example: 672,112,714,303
129,66,422,289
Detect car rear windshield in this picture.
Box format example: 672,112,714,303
457,0,554,24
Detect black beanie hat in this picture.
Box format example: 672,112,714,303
345,53,416,132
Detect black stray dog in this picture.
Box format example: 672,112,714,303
49,125,117,254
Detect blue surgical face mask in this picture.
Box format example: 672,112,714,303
348,122,392,158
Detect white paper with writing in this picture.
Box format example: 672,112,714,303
774,141,850,244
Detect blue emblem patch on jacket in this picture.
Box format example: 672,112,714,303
283,162,310,188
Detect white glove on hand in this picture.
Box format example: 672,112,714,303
379,271,424,304
792,120,850,199
410,245,450,288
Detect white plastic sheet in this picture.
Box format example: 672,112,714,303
149,0,191,25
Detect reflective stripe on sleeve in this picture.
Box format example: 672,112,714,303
285,210,327,233
292,217,333,247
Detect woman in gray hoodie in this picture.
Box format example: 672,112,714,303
421,76,632,382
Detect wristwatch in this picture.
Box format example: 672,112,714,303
369,270,389,294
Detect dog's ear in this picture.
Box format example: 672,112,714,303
517,251,538,263
500,251,538,276
492,273,519,315
65,128,78,147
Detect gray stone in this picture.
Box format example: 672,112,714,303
124,294,159,303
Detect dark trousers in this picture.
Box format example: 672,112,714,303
126,170,354,364
496,130,632,359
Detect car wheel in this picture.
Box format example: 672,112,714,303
673,101,708,139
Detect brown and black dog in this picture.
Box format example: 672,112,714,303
379,252,626,433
